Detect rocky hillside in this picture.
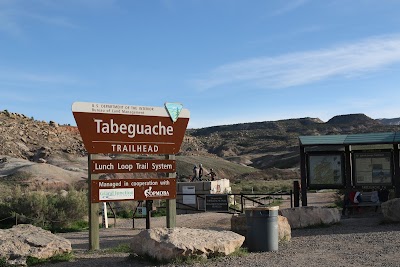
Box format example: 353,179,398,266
1,109,400,189
378,117,400,125
188,113,400,170
0,110,85,161
0,110,253,188
0,110,88,188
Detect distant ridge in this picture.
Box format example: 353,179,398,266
326,113,378,125
377,117,400,126
1,108,400,182
188,117,324,135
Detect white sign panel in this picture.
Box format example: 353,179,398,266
99,188,135,201
182,186,196,205
72,102,190,118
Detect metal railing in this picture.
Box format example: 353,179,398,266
176,191,293,213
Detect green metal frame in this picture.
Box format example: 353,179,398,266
299,132,400,206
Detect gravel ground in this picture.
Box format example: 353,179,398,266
41,193,400,267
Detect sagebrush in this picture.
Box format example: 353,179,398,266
0,186,88,231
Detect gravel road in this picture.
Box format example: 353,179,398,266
42,193,400,267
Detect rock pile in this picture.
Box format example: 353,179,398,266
0,110,85,160
279,206,341,229
0,224,72,266
381,198,400,222
130,227,244,262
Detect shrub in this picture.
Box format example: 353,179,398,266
151,207,166,217
46,189,88,230
0,186,88,231
0,257,10,267
114,201,138,218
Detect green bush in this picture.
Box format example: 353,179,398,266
233,179,295,194
151,207,167,217
117,209,133,219
52,220,89,233
0,186,88,231
113,201,137,218
0,257,10,267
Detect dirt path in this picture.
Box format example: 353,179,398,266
48,212,400,267
47,191,360,267
58,212,233,252
58,192,338,252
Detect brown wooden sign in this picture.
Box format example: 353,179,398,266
91,159,176,173
91,178,176,203
72,102,190,154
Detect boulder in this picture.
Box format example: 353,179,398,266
59,189,69,197
279,206,340,229
0,224,72,266
37,158,47,163
32,146,51,162
277,215,291,241
231,214,291,242
382,198,400,222
130,227,244,262
49,121,58,127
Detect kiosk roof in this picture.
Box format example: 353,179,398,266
299,132,400,146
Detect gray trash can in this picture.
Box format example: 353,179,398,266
245,206,279,252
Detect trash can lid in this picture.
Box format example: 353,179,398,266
245,206,279,211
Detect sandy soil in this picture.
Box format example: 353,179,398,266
59,191,338,252
42,191,400,267
39,193,333,266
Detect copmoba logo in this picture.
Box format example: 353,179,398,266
144,186,170,198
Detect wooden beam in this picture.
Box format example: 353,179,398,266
166,154,176,228
88,154,99,250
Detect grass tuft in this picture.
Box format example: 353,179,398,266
230,247,248,257
26,253,74,266
50,220,89,233
106,243,131,253
0,257,10,267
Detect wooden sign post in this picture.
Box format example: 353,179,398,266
166,154,176,228
72,102,189,250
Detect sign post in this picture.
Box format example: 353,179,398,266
166,154,176,228
72,102,189,250
88,154,99,250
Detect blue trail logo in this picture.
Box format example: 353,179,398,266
165,102,183,123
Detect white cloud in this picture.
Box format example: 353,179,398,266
0,11,74,36
194,34,400,90
0,8,23,36
0,68,82,86
271,0,310,16
37,0,118,10
0,0,117,36
24,13,78,28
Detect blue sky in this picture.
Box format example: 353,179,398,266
1,0,400,128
